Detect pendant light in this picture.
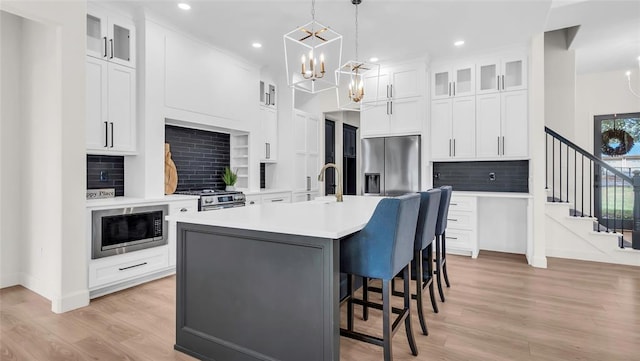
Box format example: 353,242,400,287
283,0,343,94
336,0,379,111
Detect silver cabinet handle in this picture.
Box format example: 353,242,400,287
386,101,389,115
265,143,270,159
180,208,188,212
498,136,500,155
445,237,458,240
448,82,451,96
389,84,393,98
109,38,114,59
386,84,390,98
450,203,458,206
103,37,108,57
447,218,458,221
306,176,311,191
497,75,500,90
389,101,392,115
453,82,456,96
271,199,284,202
502,136,505,155
449,139,452,157
249,201,255,205
119,262,147,271
502,75,505,90
453,139,456,156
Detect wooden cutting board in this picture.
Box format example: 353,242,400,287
165,143,178,195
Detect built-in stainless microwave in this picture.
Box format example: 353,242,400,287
92,204,168,259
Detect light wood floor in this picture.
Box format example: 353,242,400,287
1,252,639,361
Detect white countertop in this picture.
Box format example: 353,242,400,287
86,194,199,209
452,191,532,199
167,195,384,239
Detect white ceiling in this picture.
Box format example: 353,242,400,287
113,0,640,75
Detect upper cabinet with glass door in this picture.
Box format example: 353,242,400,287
431,63,475,100
476,56,526,94
86,5,136,68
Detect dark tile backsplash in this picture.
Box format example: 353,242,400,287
165,125,230,192
87,155,125,196
433,160,529,193
260,163,266,189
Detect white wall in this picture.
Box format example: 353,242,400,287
0,11,24,287
544,29,576,137
575,69,640,153
0,1,88,313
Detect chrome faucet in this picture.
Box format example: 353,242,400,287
318,163,343,202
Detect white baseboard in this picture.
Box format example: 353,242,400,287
51,289,90,313
20,272,52,300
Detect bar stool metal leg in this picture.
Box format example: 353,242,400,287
414,250,428,335
442,231,451,288
435,234,445,302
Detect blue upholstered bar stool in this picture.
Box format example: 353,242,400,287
433,185,453,302
340,194,420,361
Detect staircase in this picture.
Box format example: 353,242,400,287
544,127,640,267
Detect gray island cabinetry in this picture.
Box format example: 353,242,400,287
168,196,383,361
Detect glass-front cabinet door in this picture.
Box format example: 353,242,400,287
476,56,526,94
86,6,136,68
502,57,527,92
453,65,475,97
477,61,499,94
431,67,451,100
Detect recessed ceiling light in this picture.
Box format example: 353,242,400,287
369,57,379,63
178,3,191,10
252,43,262,49
454,40,465,47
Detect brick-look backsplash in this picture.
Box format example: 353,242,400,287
433,160,529,193
87,155,125,196
165,125,230,192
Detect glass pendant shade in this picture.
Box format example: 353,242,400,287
284,20,343,94
336,60,379,111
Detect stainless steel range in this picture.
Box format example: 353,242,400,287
175,189,246,211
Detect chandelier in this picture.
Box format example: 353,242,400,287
283,0,342,94
625,56,640,98
336,0,379,111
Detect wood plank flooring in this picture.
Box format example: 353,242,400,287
1,251,639,361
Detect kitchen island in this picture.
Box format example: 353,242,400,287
167,196,383,361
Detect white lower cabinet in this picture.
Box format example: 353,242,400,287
89,246,169,291
245,191,291,206
168,199,198,267
445,194,478,258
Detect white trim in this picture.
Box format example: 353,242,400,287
51,289,90,314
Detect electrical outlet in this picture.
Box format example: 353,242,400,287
100,171,109,182
489,172,496,181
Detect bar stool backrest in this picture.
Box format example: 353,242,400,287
414,189,441,252
435,186,453,236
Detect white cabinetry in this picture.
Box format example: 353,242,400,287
259,107,278,162
446,194,478,258
293,111,320,193
360,63,425,137
246,191,292,205
86,5,136,68
86,56,136,154
167,199,198,267
476,56,526,94
431,63,475,99
292,191,320,203
430,96,476,160
476,90,528,158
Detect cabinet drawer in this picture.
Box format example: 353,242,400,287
444,229,474,251
245,194,262,206
449,196,476,212
89,246,168,288
262,192,291,203
446,210,474,230
169,200,198,213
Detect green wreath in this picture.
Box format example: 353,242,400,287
601,129,634,156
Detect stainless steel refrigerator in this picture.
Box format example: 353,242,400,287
362,135,420,196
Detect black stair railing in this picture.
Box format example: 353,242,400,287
545,126,640,249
